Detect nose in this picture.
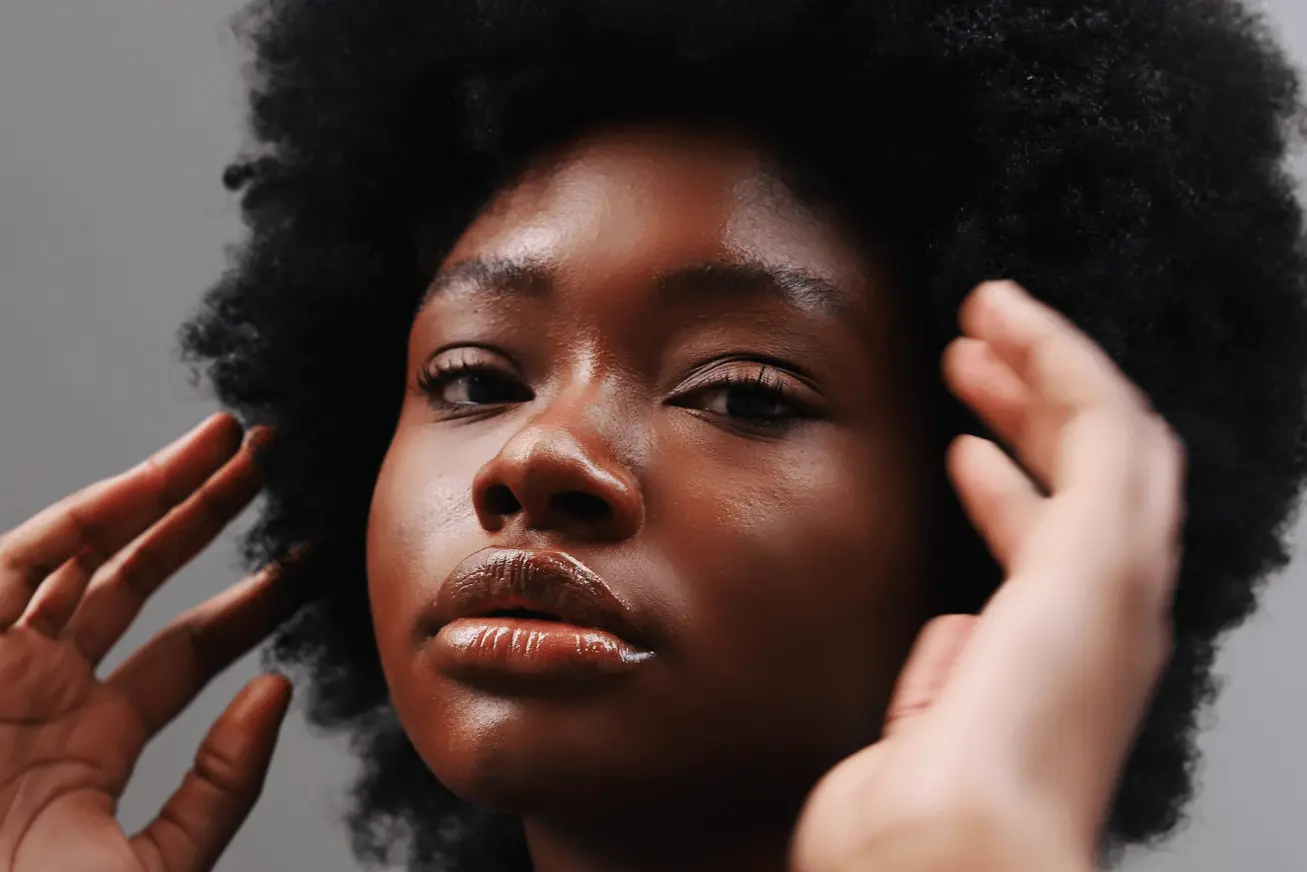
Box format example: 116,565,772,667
471,417,644,543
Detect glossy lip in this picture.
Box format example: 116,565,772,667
423,547,655,682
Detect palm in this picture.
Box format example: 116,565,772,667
0,628,145,871
0,414,297,872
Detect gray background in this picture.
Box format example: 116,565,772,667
0,1,1303,869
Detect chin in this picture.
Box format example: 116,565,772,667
407,675,667,815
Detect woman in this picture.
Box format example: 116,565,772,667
1,1,1305,871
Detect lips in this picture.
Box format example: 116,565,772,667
423,548,655,682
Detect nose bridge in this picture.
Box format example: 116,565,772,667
506,402,613,484
526,355,627,447
472,363,645,540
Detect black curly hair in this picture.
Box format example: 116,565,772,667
179,1,1307,869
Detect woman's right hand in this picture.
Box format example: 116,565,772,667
792,281,1186,872
0,413,300,872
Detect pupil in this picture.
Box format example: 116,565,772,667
726,388,778,420
465,374,501,404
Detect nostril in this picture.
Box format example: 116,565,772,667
484,483,522,516
550,491,611,523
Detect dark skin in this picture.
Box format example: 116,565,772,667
367,122,936,872
0,120,1182,872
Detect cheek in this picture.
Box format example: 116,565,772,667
654,428,925,717
366,430,489,681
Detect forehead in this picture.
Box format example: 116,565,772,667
442,124,875,299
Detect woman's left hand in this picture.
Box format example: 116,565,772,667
790,280,1186,872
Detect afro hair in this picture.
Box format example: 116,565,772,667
181,1,1307,869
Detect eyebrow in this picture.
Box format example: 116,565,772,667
420,256,853,323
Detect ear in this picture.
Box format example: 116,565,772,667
882,614,978,739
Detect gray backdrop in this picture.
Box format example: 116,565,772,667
1,1,1303,870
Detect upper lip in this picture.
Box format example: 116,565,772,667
427,547,648,647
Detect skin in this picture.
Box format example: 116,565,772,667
366,123,937,871
0,121,1183,872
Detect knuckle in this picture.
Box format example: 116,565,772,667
194,739,253,799
1086,405,1142,468
1126,388,1154,419
0,542,33,587
73,539,109,577
0,540,54,594
1030,331,1139,414
117,545,168,599
134,459,172,512
1157,428,1186,486
1098,402,1140,435
20,562,54,594
1158,417,1188,471
1025,332,1067,389
1128,380,1156,411
154,799,204,865
1146,409,1173,441
1146,416,1188,517
182,619,226,680
64,507,96,554
195,492,231,533
71,624,106,661
136,455,169,494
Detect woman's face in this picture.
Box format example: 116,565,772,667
367,122,935,823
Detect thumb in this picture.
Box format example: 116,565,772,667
882,614,977,739
130,673,293,872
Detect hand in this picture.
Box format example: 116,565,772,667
791,281,1185,872
0,414,301,872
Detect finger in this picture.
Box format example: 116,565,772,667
1145,417,1187,583
945,435,1044,569
106,561,300,742
960,281,1147,492
0,413,242,629
130,674,292,872
942,336,1032,438
882,614,977,739
959,281,1128,406
64,428,270,664
929,497,1171,849
941,337,1055,488
30,426,268,645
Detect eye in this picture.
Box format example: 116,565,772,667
670,362,819,432
698,374,795,422
416,348,532,413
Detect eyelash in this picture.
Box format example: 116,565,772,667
681,366,811,429
415,358,815,430
415,358,528,413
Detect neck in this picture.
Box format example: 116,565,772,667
522,797,800,872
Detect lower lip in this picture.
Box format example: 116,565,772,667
429,618,655,681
